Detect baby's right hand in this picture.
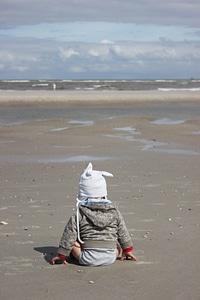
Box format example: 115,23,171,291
51,256,68,265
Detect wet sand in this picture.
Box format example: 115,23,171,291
0,91,200,300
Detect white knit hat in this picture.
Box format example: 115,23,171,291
77,162,113,201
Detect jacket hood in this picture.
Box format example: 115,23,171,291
79,203,117,229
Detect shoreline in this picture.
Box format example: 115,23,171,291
0,90,200,106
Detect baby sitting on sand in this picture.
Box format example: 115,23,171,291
52,162,137,266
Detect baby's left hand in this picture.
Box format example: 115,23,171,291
51,256,68,265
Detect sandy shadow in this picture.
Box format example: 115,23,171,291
34,246,79,265
34,246,58,263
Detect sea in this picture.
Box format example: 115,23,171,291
0,79,200,129
0,79,200,159
0,79,200,92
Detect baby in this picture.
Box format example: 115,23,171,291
52,162,137,266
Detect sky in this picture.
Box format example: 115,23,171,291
0,0,200,80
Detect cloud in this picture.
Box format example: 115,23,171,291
88,48,100,57
100,39,114,44
69,66,83,73
0,33,199,79
59,47,79,59
1,0,200,28
0,1,200,79
88,46,110,59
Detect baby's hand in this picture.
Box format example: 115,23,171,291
120,251,137,261
51,256,68,265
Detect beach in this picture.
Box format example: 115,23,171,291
0,90,200,300
1,90,200,106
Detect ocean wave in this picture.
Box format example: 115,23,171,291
2,80,30,83
32,83,49,87
158,88,200,92
1,79,200,92
155,80,177,83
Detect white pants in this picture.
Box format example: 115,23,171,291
79,248,116,266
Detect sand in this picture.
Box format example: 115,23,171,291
0,91,200,300
0,89,200,106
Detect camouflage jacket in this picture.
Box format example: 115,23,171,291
58,202,133,257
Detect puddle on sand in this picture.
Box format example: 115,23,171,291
152,148,200,155
114,127,139,133
53,145,92,149
37,155,110,163
49,127,68,132
151,118,186,125
106,133,167,151
0,155,111,163
111,126,200,155
112,126,166,150
68,120,94,126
